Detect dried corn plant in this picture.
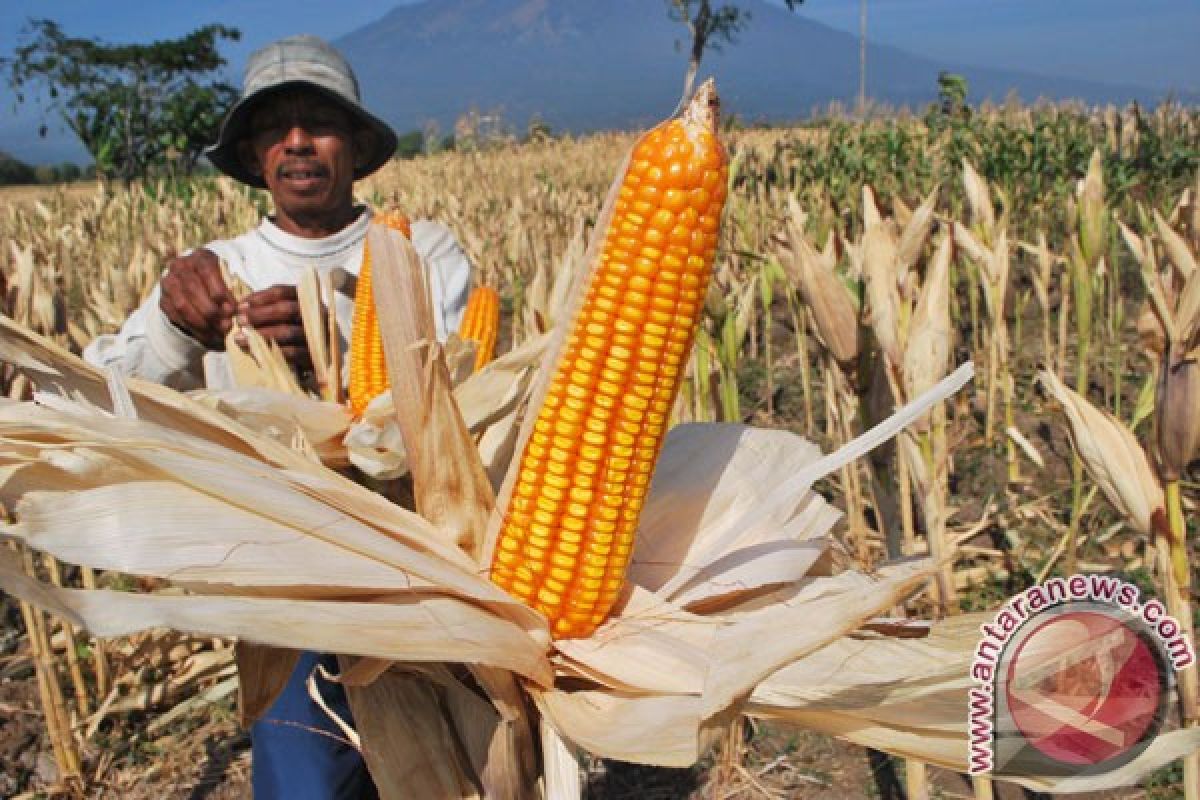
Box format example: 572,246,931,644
1060,150,1112,574
954,161,1014,472
1116,194,1200,798
0,84,1000,800
4,98,1200,795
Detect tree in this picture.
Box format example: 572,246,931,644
395,129,426,160
666,0,804,105
3,20,240,181
0,151,36,186
937,71,970,119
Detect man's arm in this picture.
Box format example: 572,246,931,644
83,249,233,389
85,247,318,386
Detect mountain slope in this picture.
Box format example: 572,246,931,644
336,0,1184,136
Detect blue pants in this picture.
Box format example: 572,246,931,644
251,652,378,799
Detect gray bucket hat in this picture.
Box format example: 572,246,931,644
205,35,398,188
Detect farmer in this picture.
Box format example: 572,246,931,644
83,34,471,798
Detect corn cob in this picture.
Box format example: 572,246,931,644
348,211,412,416
490,82,727,639
460,285,501,372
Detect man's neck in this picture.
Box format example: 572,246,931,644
271,204,363,239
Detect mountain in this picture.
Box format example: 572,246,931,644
335,0,1188,138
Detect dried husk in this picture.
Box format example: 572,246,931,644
191,388,352,467
341,332,548,482
367,225,496,558
5,339,1186,792
962,160,996,233
749,614,980,768
0,374,969,781
1136,302,1167,360
862,211,904,365
1155,207,1198,280
235,641,300,726
1156,346,1200,481
903,233,953,415
363,222,540,799
1020,232,1057,312
1171,254,1200,349
1122,221,1174,355
1039,370,1164,534
0,313,339,476
344,665,483,799
959,223,1009,315
895,186,939,272
1078,148,1108,266
780,196,859,364
862,185,886,231
1191,168,1200,250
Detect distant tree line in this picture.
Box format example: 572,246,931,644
0,150,94,186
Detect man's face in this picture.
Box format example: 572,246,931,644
241,89,371,231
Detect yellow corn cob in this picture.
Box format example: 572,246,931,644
490,82,727,639
348,211,411,417
460,285,501,372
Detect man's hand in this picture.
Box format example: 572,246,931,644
160,251,312,373
160,248,236,350
237,285,313,373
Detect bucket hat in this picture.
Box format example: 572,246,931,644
205,35,398,188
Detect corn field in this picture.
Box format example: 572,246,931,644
2,97,1200,798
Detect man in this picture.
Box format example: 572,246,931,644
83,34,471,798
86,34,468,390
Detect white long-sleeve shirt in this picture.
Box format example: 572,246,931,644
83,208,471,391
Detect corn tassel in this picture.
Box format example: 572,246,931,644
348,211,412,416
460,285,501,372
490,81,727,639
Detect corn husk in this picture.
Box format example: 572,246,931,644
1039,370,1164,534
341,332,548,482
1155,208,1198,280
1123,211,1200,479
903,233,953,414
1020,232,1058,313
0,318,980,782
1078,148,1108,266
862,209,904,364
191,388,352,467
955,222,1010,322
1157,346,1200,481
780,196,859,364
365,221,540,799
962,160,996,233
367,225,495,558
895,187,939,272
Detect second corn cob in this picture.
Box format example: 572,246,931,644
348,211,412,416
460,285,501,372
490,81,727,639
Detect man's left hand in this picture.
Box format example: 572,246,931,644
236,285,313,373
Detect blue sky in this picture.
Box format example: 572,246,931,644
2,0,1198,165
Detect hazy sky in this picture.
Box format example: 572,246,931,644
3,0,1198,164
